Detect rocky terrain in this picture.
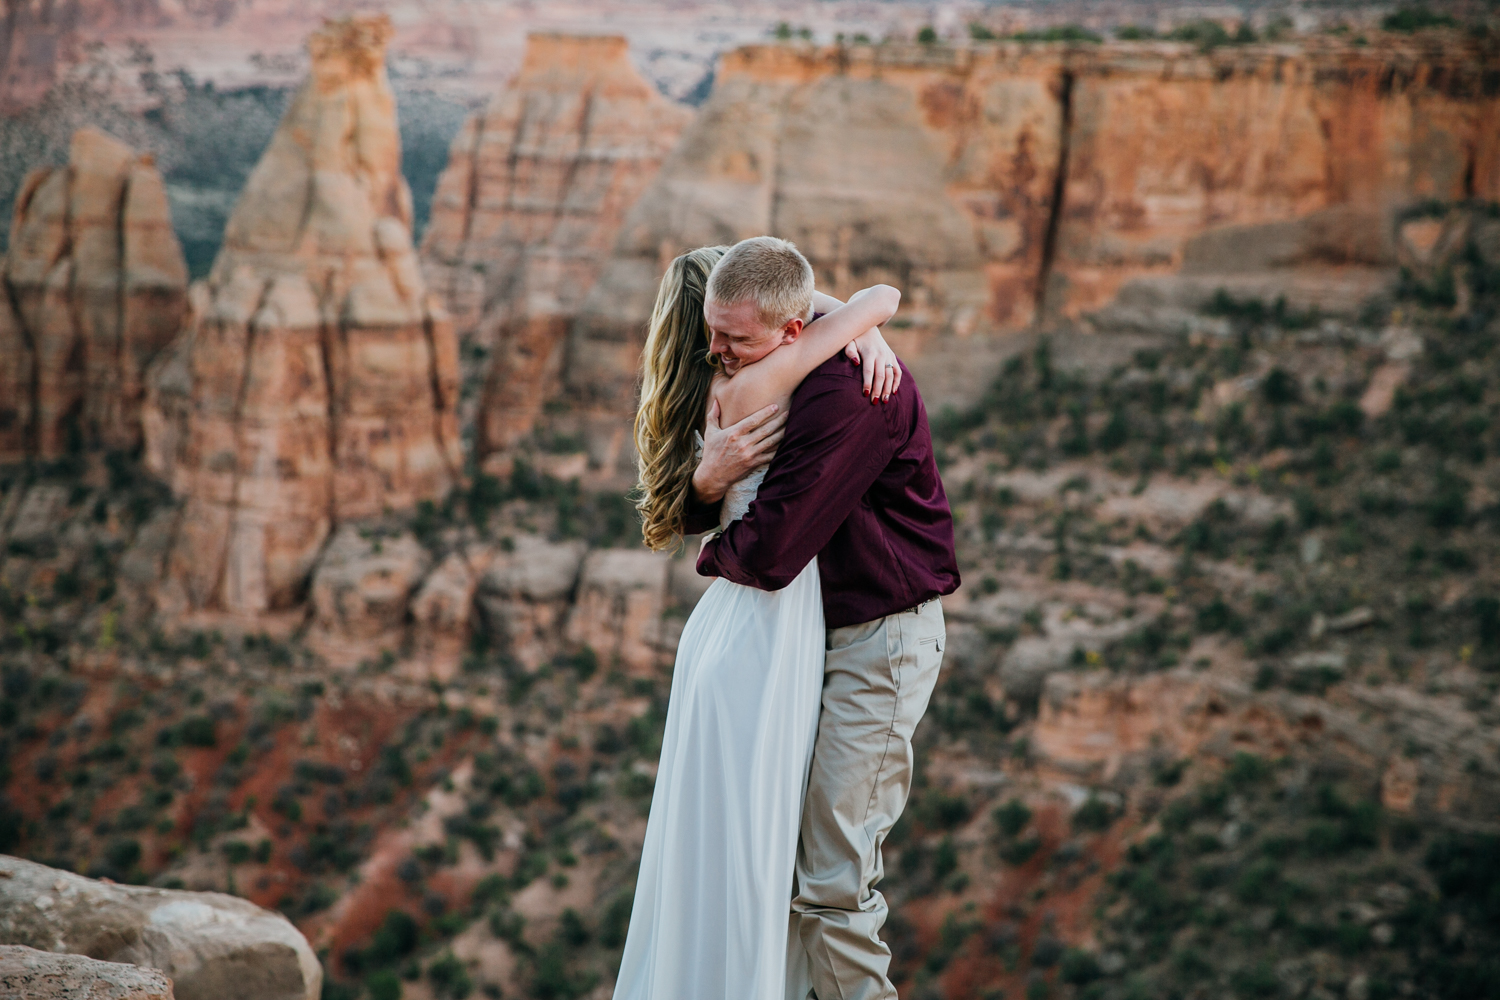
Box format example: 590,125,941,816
4,10,1500,1000
0,945,177,1000
8,207,1500,997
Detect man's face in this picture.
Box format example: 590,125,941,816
704,298,802,376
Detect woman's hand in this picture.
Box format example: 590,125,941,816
843,326,902,403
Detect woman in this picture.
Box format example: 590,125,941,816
614,243,901,998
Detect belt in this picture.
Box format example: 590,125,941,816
903,598,939,615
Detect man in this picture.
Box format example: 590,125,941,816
685,237,960,1000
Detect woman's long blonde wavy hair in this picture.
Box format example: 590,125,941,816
634,246,729,551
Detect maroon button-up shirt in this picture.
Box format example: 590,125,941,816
687,353,960,629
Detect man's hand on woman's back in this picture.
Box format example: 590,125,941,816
691,399,788,504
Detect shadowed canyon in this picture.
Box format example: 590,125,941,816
5,6,1500,1000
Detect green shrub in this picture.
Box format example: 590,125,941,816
426,952,472,1000
599,891,633,948
1382,6,1457,32
1196,598,1239,634
367,970,402,1000
1000,836,1041,866
368,910,419,967
1174,947,1214,981
471,873,507,907
546,908,584,949
994,799,1033,837
1226,752,1270,788
932,837,960,880
1234,858,1282,904
1231,960,1280,997
104,838,142,872
488,909,526,943
1073,796,1114,832
1169,19,1230,48
1060,948,1101,984
1012,24,1102,43
179,714,217,748
919,790,973,830
1262,367,1300,405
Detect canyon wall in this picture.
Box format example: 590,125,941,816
420,33,691,455
541,37,1499,462
1052,40,1500,317
0,127,188,463
143,15,461,618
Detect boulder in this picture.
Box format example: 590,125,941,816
0,946,173,1000
309,525,431,639
474,535,587,671
410,551,478,636
0,855,320,1000
566,549,671,675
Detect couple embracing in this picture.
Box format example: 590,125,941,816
614,238,960,1000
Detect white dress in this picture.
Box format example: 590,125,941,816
612,463,826,1000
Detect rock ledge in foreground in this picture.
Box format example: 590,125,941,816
0,944,175,999
0,856,319,1000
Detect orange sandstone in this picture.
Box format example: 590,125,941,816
144,16,460,617
0,128,188,463
421,33,691,455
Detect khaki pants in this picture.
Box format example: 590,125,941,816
788,599,946,1000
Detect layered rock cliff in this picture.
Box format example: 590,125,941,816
420,33,691,454
1052,39,1500,318
0,127,188,463
144,15,461,617
549,37,1499,451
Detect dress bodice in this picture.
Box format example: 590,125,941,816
721,465,769,530
694,430,771,531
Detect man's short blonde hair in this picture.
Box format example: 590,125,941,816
705,236,815,330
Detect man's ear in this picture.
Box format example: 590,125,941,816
780,317,804,345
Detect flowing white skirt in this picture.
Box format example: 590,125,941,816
613,558,825,1000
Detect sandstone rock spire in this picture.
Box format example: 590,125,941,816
420,33,691,457
0,128,188,463
145,15,461,617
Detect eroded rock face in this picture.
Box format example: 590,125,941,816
421,33,691,455
566,548,672,675
0,946,174,1000
0,128,188,463
0,855,320,1000
144,15,461,617
556,39,1499,447
1050,43,1500,318
474,534,588,671
309,525,431,639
